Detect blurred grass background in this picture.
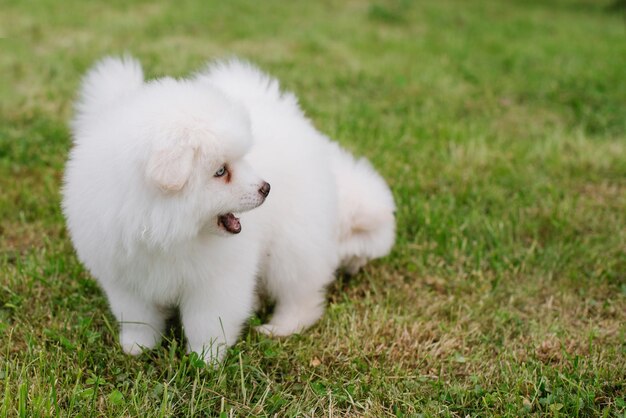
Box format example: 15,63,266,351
1,0,625,416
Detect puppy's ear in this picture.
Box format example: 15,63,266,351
146,145,195,192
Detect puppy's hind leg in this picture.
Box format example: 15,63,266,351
257,262,335,337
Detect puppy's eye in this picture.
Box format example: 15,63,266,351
214,166,227,178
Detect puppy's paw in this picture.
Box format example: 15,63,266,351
255,323,303,337
119,326,161,355
187,342,227,367
121,341,148,356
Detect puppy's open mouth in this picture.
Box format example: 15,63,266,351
218,213,241,234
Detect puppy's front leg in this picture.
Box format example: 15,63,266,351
101,282,167,355
180,280,254,365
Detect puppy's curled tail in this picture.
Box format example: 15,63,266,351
331,144,396,274
75,55,144,118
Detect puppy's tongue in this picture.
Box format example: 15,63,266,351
218,213,241,234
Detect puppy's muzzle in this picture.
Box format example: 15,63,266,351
259,181,271,198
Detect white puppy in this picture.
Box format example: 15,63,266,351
62,56,395,362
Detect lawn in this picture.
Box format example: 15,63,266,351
1,0,625,416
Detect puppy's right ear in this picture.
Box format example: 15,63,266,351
146,145,195,192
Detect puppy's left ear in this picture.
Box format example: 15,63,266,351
146,145,195,192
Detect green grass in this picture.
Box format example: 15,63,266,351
1,0,625,416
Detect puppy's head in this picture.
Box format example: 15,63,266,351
142,81,269,239
146,144,269,236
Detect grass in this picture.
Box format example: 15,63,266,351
1,0,625,416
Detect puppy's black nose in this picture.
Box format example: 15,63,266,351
259,181,270,198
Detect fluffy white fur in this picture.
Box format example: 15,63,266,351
62,56,396,363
